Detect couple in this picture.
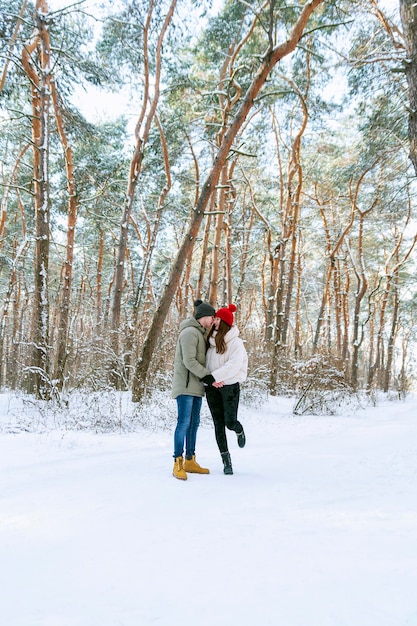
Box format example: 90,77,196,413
171,299,248,480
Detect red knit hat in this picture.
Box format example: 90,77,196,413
215,304,237,327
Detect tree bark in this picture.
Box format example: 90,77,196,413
399,0,417,174
51,76,77,390
269,69,310,393
313,198,355,352
22,0,52,398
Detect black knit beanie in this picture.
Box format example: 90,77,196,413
194,299,215,320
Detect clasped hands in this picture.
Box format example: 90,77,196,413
201,374,224,388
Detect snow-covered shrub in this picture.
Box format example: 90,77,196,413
1,389,140,433
130,389,177,430
292,354,362,415
240,368,269,408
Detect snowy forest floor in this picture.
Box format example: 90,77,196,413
1,390,417,626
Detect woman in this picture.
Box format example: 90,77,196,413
202,304,248,475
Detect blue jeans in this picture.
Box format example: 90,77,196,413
173,395,202,459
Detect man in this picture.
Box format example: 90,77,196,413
171,299,215,480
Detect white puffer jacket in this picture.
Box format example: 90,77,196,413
206,325,248,385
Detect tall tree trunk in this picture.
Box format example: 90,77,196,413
51,78,77,390
109,0,177,348
132,0,326,402
348,160,382,388
0,239,30,386
333,258,344,358
269,70,310,393
264,106,285,343
342,257,350,364
294,235,303,358
235,179,255,304
196,198,214,299
0,146,30,387
399,0,417,174
208,166,228,305
313,199,355,351
96,229,105,332
383,269,399,392
131,115,172,333
278,73,309,349
22,0,52,398
244,169,276,343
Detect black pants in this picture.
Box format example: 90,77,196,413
206,383,243,454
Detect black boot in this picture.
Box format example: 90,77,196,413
221,452,233,475
236,427,246,448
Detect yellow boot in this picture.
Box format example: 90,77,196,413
173,456,187,480
183,455,210,474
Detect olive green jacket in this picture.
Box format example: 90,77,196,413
171,317,210,398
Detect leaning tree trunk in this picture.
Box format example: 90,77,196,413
132,0,326,402
400,0,417,175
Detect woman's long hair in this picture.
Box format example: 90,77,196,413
207,319,230,354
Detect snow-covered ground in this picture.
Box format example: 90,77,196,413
1,390,417,626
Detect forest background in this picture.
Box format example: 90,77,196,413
1,0,417,414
